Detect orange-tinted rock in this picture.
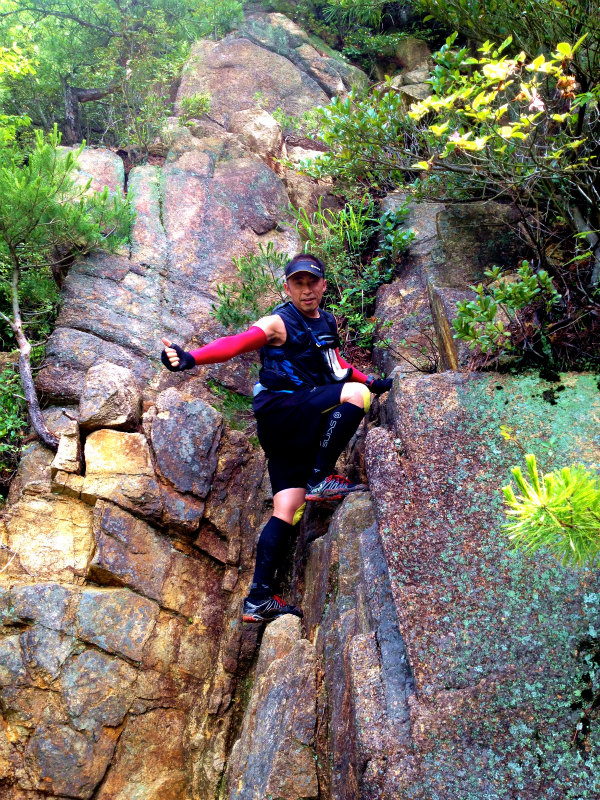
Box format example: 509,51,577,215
226,615,318,800
95,709,187,800
89,501,171,601
26,723,119,799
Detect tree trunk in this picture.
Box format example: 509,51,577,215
7,265,59,451
16,333,59,452
62,78,118,145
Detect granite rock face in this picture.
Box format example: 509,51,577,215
3,13,353,799
225,615,319,800
78,361,142,431
374,192,525,372
365,371,600,798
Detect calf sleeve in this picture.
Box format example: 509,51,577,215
310,402,365,486
248,516,294,601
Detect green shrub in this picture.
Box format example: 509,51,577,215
452,260,562,358
302,34,600,286
179,92,211,123
289,195,414,347
211,242,289,330
206,379,253,430
0,363,27,482
502,453,600,567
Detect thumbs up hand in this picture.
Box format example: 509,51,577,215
160,338,196,371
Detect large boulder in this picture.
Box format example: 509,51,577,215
146,386,222,498
365,371,600,797
78,361,142,431
238,12,368,96
225,615,319,800
178,38,329,128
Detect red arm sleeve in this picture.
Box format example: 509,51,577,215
189,326,268,365
335,348,369,384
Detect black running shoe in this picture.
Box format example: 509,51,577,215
305,474,368,501
242,594,303,624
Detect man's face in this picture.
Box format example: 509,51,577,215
284,272,327,316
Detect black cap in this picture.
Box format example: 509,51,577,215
285,257,325,280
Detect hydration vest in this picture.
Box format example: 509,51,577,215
258,303,350,391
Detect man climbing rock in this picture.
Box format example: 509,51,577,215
161,253,392,623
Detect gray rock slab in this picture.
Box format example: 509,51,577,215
365,371,600,797
226,615,318,800
76,588,159,662
25,723,117,799
149,386,222,497
61,649,137,733
79,361,142,431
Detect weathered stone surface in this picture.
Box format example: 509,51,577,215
178,38,329,128
374,281,436,376
432,201,524,288
6,443,54,504
89,501,171,601
161,548,224,621
395,37,431,71
55,253,161,357
22,627,75,682
0,635,28,687
37,327,155,403
402,65,431,85
95,709,187,800
78,429,162,519
128,164,168,269
160,484,205,533
398,82,432,102
10,584,73,630
239,12,367,96
50,428,81,476
149,386,222,497
76,588,159,661
365,371,600,797
25,723,118,799
61,649,137,733
78,361,142,431
70,146,124,196
302,493,414,798
226,615,318,800
4,495,94,582
229,109,283,162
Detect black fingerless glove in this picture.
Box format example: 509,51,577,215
161,343,196,372
366,375,393,395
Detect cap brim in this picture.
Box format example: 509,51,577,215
285,266,324,279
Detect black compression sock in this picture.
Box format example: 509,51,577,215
248,516,294,601
309,402,365,487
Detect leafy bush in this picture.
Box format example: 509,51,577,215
289,195,414,347
502,453,600,567
211,242,289,330
453,260,562,358
179,92,212,125
0,363,27,484
303,34,600,282
418,0,600,87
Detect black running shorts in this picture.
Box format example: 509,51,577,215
253,383,344,495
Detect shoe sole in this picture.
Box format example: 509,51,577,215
305,488,368,502
242,614,302,624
